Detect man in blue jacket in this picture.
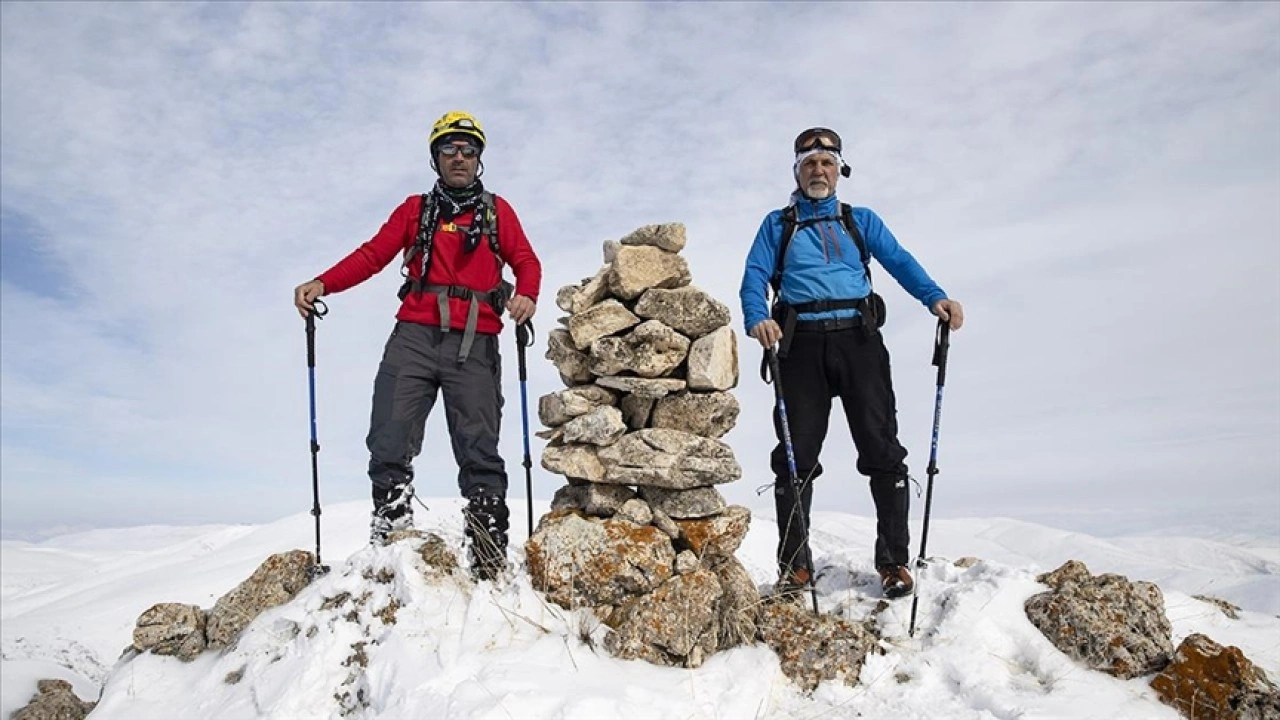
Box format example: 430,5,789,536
739,127,964,599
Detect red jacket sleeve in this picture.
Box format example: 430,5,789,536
494,196,542,302
316,196,419,295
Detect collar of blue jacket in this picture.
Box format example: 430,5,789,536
790,192,841,221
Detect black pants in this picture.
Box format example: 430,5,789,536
366,322,507,502
771,325,910,572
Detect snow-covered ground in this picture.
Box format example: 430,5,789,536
2,499,1277,719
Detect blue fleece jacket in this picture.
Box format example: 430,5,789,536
739,194,948,332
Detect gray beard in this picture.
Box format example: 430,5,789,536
803,183,832,200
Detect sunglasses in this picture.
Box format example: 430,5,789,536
439,144,481,158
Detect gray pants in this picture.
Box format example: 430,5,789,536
366,321,507,499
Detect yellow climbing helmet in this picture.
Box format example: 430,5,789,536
429,111,486,151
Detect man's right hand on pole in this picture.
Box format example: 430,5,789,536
294,279,326,318
749,319,782,349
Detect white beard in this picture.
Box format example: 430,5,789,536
804,181,832,199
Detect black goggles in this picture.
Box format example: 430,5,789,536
794,127,843,154
438,144,481,158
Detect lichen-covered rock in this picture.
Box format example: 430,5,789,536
757,598,880,692
551,482,636,517
596,428,741,489
650,506,682,540
546,328,593,385
710,555,760,650
569,299,641,350
640,485,727,519
541,443,606,482
11,679,96,720
602,239,621,263
564,265,612,315
1024,560,1173,679
616,498,654,526
526,509,675,609
604,569,721,668
416,532,458,575
620,394,656,429
595,376,687,399
589,320,690,379
675,506,751,562
1151,633,1280,720
206,550,315,650
132,602,207,661
619,222,687,253
538,385,617,427
1193,594,1242,620
634,286,730,339
651,391,739,439
675,550,699,575
607,245,691,300
561,405,627,446
686,325,738,391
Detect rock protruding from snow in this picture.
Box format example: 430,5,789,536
525,509,676,609
207,550,316,649
1024,560,1173,679
10,679,97,720
125,550,318,664
132,603,207,661
1151,633,1280,720
757,598,881,692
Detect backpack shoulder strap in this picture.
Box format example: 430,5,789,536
770,205,798,296
480,191,499,249
839,202,872,285
402,192,436,269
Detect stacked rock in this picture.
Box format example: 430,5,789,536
539,222,741,527
526,222,758,669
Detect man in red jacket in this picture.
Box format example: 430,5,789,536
293,111,542,580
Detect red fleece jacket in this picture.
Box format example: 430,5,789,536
317,194,542,335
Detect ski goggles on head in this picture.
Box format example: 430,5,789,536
438,144,482,158
794,127,843,154
445,117,479,131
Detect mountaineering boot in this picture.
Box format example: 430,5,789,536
463,488,509,581
773,566,814,601
369,482,415,546
878,564,914,599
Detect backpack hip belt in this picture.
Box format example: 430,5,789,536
401,279,514,363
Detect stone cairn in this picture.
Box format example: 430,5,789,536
524,222,758,669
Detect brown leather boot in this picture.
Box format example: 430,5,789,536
877,564,914,599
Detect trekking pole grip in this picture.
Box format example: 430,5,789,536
305,299,329,369
932,318,950,386
515,321,533,381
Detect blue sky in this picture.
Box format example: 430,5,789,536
2,2,1277,541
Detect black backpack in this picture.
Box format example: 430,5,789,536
400,190,501,291
397,191,513,363
770,202,885,331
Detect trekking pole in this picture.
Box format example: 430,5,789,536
909,318,951,637
766,348,820,614
515,321,536,538
305,299,331,579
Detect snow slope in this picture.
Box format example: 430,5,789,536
2,499,1277,719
